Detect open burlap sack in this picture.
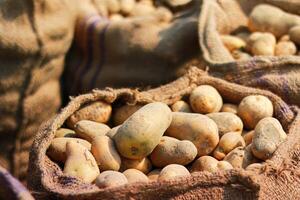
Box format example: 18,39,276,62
198,0,300,107
28,67,300,199
64,1,200,96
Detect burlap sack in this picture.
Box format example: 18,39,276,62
28,67,300,199
64,1,200,96
198,0,300,107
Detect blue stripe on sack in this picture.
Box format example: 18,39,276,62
89,21,110,90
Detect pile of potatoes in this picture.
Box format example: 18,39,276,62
221,4,300,60
94,0,193,22
47,85,287,188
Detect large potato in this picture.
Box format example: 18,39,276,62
120,157,152,174
123,169,149,183
114,102,172,159
63,141,99,183
95,171,128,188
55,128,76,138
91,136,121,171
113,104,142,126
213,132,245,160
47,138,91,162
150,136,197,167
166,112,219,156
67,101,112,128
237,95,273,129
190,156,218,173
189,85,223,114
158,164,190,181
251,117,287,160
74,120,111,142
171,100,191,113
207,112,243,136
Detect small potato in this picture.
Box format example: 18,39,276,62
130,2,155,17
63,141,99,183
91,136,121,171
217,161,233,171
74,120,110,142
158,164,190,181
123,169,149,183
55,128,76,138
237,95,273,129
95,171,128,188
224,145,258,169
189,85,223,114
114,102,172,159
289,26,300,46
213,132,245,160
207,112,243,136
113,104,142,126
150,136,197,167
246,32,276,56
243,144,259,168
220,103,238,114
235,31,250,42
171,100,191,113
106,0,121,14
251,117,287,160
242,130,254,146
165,0,192,8
190,156,218,173
120,157,152,174
67,101,112,128
275,41,297,56
155,7,173,22
166,112,219,156
232,50,252,61
110,14,124,21
120,0,135,14
279,35,290,42
221,35,246,52
106,125,121,139
147,169,161,181
246,163,263,171
47,138,91,162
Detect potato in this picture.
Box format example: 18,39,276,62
123,169,149,183
55,128,76,138
242,130,254,146
165,0,192,7
251,117,287,160
110,14,124,21
166,112,219,156
207,112,243,136
289,26,300,45
114,102,172,159
63,141,99,183
150,136,197,167
279,35,290,42
235,31,250,42
189,85,223,114
243,144,259,168
245,163,263,171
105,0,121,14
91,136,121,171
248,4,300,38
213,132,245,160
120,0,135,14
190,156,218,173
237,95,273,129
67,101,112,128
47,138,91,162
95,171,128,188
275,41,297,56
217,161,233,171
232,50,252,61
220,103,238,114
221,35,246,52
120,157,152,174
130,2,155,17
106,125,121,139
246,32,276,56
171,100,191,113
74,120,110,142
147,169,161,181
113,104,142,126
158,164,190,181
155,7,173,22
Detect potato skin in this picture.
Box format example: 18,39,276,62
147,169,161,181
207,112,243,136
242,130,254,146
171,100,191,113
158,164,190,181
189,85,223,114
114,102,172,159
221,35,246,52
106,125,121,139
47,138,91,162
221,104,238,114
217,161,233,170
237,95,273,129
95,171,128,188
113,104,142,126
289,26,300,45
74,120,111,142
120,157,152,174
150,136,197,167
246,32,276,56
251,117,286,160
166,112,219,156
67,101,112,128
275,41,297,56
191,156,218,173
224,145,258,169
55,128,76,138
123,169,149,183
91,136,121,171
